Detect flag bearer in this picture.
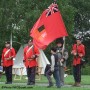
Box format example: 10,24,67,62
56,38,68,86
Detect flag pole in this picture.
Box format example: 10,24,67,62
10,30,12,48
62,36,65,55
54,0,57,3
60,37,65,66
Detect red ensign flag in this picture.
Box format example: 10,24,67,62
30,3,68,49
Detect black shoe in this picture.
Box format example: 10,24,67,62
30,82,35,85
47,84,53,88
5,82,12,84
27,82,35,85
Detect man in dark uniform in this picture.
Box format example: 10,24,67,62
23,40,39,85
71,38,85,87
56,38,68,86
1,42,16,84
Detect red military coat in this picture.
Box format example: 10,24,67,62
24,45,39,68
2,48,16,67
71,44,85,66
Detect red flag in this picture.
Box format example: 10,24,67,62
30,3,68,49
33,39,47,50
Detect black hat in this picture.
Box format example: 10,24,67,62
56,38,63,44
51,47,57,52
76,38,82,41
5,41,10,44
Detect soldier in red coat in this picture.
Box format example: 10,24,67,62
23,40,39,85
71,38,85,87
1,41,16,84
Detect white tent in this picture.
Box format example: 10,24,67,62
13,45,27,75
37,49,50,74
12,45,50,75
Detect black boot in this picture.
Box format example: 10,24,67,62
30,82,35,85
27,77,31,85
5,82,12,84
47,83,53,88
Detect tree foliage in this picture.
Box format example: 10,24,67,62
0,0,89,65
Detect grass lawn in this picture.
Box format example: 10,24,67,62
0,74,90,85
0,74,90,90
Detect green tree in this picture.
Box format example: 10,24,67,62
0,0,89,67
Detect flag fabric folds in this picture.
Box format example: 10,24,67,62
30,3,68,49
